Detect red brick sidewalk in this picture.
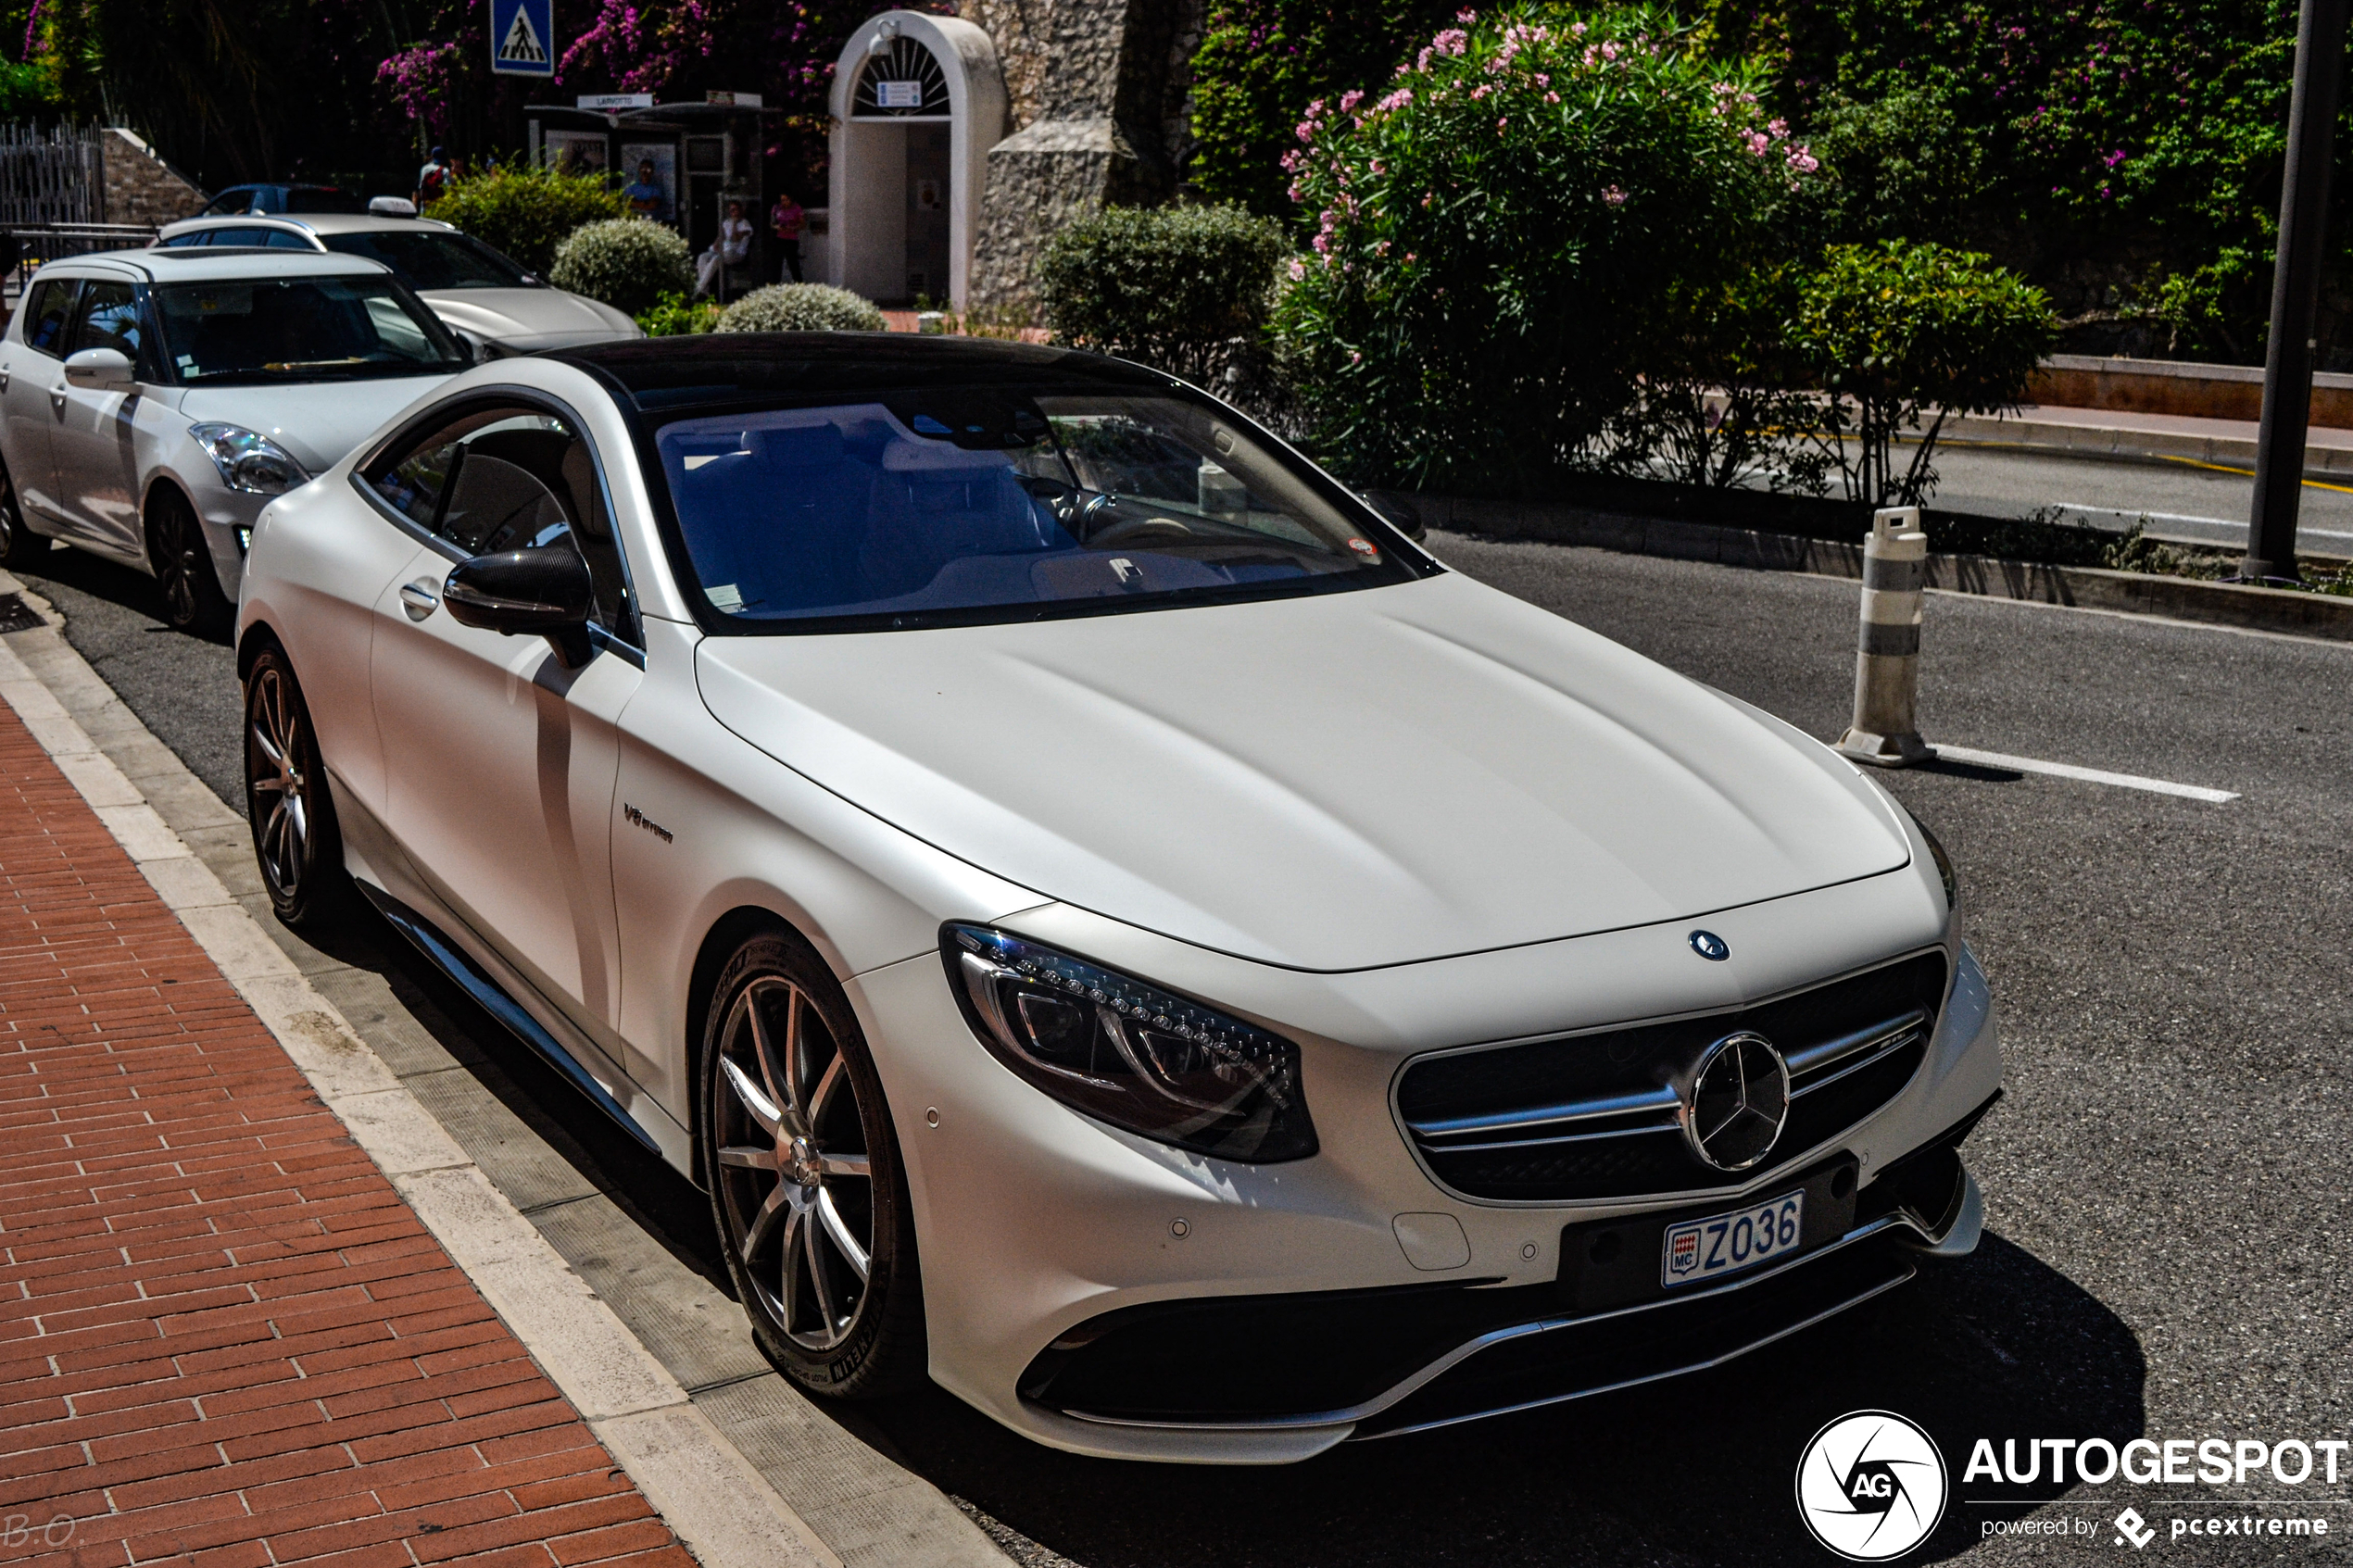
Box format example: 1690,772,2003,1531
0,701,691,1568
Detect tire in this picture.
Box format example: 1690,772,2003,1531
148,489,232,636
243,644,349,930
0,453,47,569
700,931,927,1398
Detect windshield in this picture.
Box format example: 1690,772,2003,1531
650,388,1425,632
153,276,468,384
321,231,535,289
284,188,367,214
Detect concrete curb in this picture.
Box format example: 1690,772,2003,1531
0,579,841,1568
1400,495,2353,643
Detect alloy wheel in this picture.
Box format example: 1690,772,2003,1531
245,661,313,903
157,508,201,627
712,974,876,1350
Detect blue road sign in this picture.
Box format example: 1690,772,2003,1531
490,0,553,77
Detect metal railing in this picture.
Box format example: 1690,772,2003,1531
3,223,159,302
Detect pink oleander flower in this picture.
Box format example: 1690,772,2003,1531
1377,87,1413,112
1432,27,1468,55
1544,90,1559,103
1534,71,1549,86
1340,89,1364,112
1602,184,1628,206
1456,7,1476,19
1288,258,1307,281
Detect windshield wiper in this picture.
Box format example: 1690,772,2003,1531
263,357,367,371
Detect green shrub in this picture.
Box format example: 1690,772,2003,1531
424,163,626,276
1272,5,1813,493
1783,240,2057,505
714,283,887,332
548,219,695,317
1035,204,1288,384
636,291,722,336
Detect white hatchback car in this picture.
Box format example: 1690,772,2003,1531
0,249,470,631
156,213,642,357
234,335,2001,1463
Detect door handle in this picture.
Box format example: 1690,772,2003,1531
0,363,11,392
397,579,440,621
48,383,66,413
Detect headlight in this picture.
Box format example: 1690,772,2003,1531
188,423,308,495
1904,807,1958,909
942,924,1317,1162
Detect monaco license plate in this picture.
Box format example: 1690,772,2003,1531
1660,1189,1804,1288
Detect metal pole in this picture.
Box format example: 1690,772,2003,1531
2246,0,2352,582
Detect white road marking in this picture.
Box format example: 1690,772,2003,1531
2048,500,2353,546
1934,744,2239,803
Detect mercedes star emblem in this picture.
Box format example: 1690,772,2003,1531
1680,1031,1791,1171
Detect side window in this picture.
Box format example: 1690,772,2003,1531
203,189,255,217
69,281,145,363
20,280,78,357
265,230,315,250
158,232,210,248
365,405,635,642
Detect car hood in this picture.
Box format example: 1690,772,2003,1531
176,375,459,476
422,287,641,349
693,573,1912,972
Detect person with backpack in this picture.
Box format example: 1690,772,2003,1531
416,146,451,208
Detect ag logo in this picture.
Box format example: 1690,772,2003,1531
1795,1411,1947,1560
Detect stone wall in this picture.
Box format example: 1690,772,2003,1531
100,129,206,228
962,0,1206,310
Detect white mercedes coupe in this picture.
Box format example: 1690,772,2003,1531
234,336,2001,1463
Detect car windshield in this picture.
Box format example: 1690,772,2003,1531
320,231,535,289
649,387,1426,632
152,276,468,383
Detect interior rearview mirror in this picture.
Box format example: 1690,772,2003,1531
64,347,137,391
442,546,596,667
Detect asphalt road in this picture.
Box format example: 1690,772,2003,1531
1929,443,2353,556
14,529,2351,1565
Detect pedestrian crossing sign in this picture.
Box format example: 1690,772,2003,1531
490,0,553,76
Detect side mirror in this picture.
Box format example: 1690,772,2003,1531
1365,491,1426,542
64,347,137,390
442,545,596,667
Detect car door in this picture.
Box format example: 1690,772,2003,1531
363,398,645,1057
0,276,79,525
46,277,158,559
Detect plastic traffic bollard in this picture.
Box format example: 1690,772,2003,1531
1835,507,1937,768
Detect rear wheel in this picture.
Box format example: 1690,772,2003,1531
700,931,927,1398
0,455,47,569
148,490,232,635
243,644,347,929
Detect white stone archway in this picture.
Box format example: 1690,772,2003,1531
827,12,1007,310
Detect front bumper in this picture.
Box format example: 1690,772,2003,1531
853,886,2001,1465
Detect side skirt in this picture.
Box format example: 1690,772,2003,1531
358,880,663,1155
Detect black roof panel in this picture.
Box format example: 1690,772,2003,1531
553,332,1173,408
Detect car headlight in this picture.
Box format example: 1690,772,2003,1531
1904,807,1958,910
943,924,1317,1162
188,423,308,495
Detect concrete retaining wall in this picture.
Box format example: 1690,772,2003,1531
2025,353,2353,431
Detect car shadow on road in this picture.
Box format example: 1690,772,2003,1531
10,537,233,647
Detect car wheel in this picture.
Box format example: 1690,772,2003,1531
701,931,926,1398
0,456,46,568
243,644,347,929
149,491,232,636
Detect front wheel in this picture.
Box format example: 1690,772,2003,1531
243,644,348,929
149,491,232,636
700,931,926,1398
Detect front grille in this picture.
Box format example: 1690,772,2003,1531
1395,951,1947,1202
